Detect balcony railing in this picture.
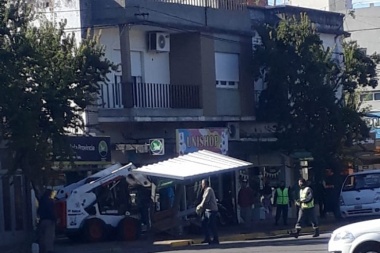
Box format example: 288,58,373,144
133,83,201,109
150,0,248,11
100,82,201,109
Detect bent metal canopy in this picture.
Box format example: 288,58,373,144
134,150,253,181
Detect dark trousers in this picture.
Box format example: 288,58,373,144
275,204,288,225
295,207,318,231
38,220,55,253
202,211,219,242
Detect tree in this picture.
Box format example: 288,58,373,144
253,14,378,175
0,0,116,193
341,41,380,109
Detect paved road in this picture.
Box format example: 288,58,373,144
55,233,331,253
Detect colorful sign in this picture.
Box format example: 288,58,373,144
176,128,228,155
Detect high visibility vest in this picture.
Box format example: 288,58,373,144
300,187,314,209
276,188,289,205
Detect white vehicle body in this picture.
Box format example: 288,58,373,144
56,163,152,241
328,219,380,253
340,170,380,218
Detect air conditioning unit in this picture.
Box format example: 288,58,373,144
148,32,170,52
227,122,240,141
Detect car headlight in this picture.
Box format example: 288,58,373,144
340,196,345,206
333,231,355,242
374,194,380,203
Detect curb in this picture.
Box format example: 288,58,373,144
161,225,336,247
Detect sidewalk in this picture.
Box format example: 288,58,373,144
154,216,345,247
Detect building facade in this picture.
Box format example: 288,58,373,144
344,5,380,168
32,0,349,223
288,0,352,12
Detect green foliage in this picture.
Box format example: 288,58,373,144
342,41,380,110
0,0,116,190
253,14,376,173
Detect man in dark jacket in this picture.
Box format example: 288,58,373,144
37,189,56,253
238,179,254,231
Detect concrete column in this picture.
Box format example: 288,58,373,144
119,24,133,108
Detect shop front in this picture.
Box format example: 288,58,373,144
174,128,237,225
50,135,112,187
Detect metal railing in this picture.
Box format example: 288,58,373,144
149,0,248,11
132,82,201,109
99,82,123,109
99,82,201,109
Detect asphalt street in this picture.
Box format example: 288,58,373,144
55,233,331,253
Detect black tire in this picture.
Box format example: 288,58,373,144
355,242,380,253
117,217,141,241
82,218,107,243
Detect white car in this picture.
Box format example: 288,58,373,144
328,219,380,253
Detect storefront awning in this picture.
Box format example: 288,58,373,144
134,150,253,181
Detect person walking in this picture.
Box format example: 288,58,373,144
37,189,56,253
274,181,291,226
288,178,319,238
238,179,254,232
196,179,219,245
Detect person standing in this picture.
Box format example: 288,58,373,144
260,183,273,220
274,181,291,226
289,178,319,238
196,179,219,245
37,189,56,253
323,169,341,219
238,179,254,231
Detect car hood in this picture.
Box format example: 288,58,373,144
333,219,380,236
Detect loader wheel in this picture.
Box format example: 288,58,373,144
83,218,106,242
117,217,141,241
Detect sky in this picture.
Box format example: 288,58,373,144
268,0,380,8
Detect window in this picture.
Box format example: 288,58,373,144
374,93,380,100
215,53,239,88
343,173,380,192
360,93,373,102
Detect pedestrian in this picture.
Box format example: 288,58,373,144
196,179,219,245
323,169,341,220
37,189,56,253
238,179,254,232
288,178,319,238
274,181,291,226
137,185,152,231
260,183,273,220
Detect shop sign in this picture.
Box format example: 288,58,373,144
176,128,228,155
59,136,111,164
149,139,165,155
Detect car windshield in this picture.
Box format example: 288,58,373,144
342,173,380,191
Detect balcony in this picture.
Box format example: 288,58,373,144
148,0,248,11
99,82,201,109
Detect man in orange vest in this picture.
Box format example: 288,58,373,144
274,181,291,226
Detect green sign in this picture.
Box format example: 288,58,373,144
149,139,165,155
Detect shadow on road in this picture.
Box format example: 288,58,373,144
55,234,330,253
